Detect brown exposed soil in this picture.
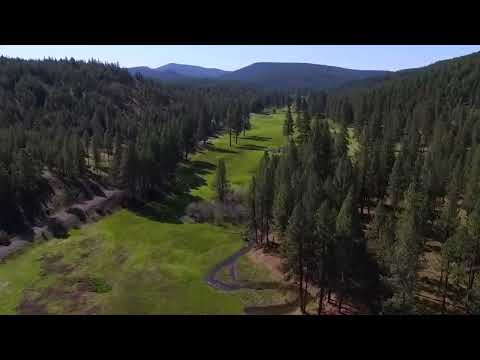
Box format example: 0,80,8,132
16,247,110,315
246,244,366,315
246,246,284,282
17,276,109,315
40,253,75,276
114,247,129,265
18,291,50,315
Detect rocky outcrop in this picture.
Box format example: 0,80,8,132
0,189,126,261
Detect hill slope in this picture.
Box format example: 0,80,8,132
218,62,391,90
0,57,260,234
128,63,230,82
129,62,391,90
157,63,229,78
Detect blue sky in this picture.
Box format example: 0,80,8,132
1,45,479,71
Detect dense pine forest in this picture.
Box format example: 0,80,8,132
0,57,288,234
244,52,480,314
2,50,480,315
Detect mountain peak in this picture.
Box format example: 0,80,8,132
155,63,229,79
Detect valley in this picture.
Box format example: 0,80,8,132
0,110,293,315
2,47,480,316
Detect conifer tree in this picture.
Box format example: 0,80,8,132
464,145,480,212
385,182,423,313
104,131,113,164
281,200,308,313
314,200,336,314
334,124,348,160
296,110,312,144
367,202,395,270
283,105,294,138
387,154,404,209
272,171,293,237
440,226,464,313
438,173,460,243
465,198,480,310
92,133,102,174
247,176,258,243
121,140,138,198
333,155,353,208
213,159,229,203
334,187,359,310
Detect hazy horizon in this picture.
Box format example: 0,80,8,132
1,45,480,72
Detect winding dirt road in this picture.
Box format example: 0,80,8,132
204,240,302,315
204,240,255,291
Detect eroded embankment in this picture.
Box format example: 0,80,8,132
0,188,125,261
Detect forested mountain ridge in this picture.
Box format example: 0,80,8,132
0,56,280,235
129,62,392,90
327,50,480,104
156,63,230,78
219,62,391,90
128,66,191,82
128,63,230,83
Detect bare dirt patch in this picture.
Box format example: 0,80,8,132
78,237,101,259
40,253,75,276
17,276,111,315
18,290,50,315
246,246,285,282
113,246,129,266
246,244,366,315
416,239,468,314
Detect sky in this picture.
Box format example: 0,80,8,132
1,45,479,71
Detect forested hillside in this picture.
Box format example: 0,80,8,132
129,62,391,90
0,57,285,234
219,62,391,90
247,103,379,313
128,63,230,80
252,51,480,314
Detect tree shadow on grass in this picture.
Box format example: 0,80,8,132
239,281,296,291
235,144,267,151
244,296,300,315
204,144,238,154
240,136,272,142
130,160,216,224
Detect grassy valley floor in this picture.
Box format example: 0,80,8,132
0,109,290,315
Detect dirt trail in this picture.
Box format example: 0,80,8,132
204,241,255,291
205,241,302,315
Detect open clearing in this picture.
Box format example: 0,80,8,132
190,110,285,200
0,110,287,314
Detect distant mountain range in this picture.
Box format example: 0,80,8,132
128,62,391,90
128,63,230,82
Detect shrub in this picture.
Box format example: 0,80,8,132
185,192,248,225
0,230,11,246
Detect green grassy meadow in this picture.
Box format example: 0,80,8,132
0,110,286,314
190,110,285,200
